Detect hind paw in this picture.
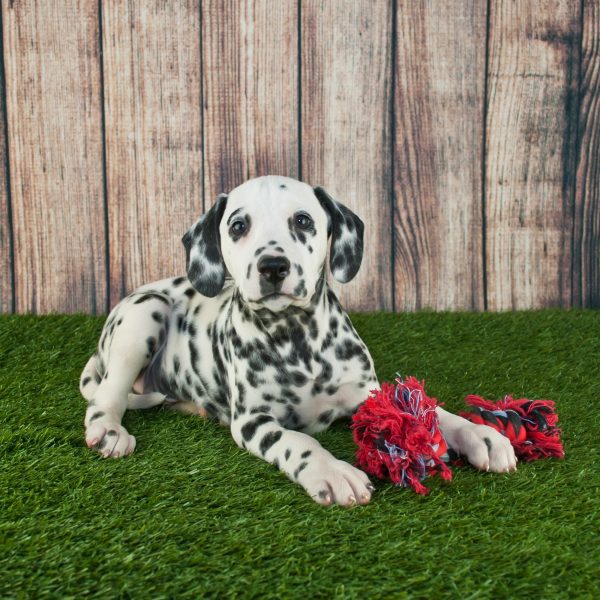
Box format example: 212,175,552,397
85,419,136,458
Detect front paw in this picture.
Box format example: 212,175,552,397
453,424,517,473
299,457,374,507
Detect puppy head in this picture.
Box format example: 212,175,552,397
182,175,364,312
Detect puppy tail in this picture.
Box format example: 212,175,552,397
126,393,206,417
126,392,168,410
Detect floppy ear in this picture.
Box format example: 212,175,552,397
182,194,228,297
314,186,364,283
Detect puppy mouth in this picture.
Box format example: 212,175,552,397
256,292,296,302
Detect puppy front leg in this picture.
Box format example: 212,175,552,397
230,413,373,506
436,407,517,473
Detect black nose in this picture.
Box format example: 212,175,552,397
257,255,290,284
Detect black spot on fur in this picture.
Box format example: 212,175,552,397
184,287,196,298
173,355,180,374
107,430,117,437
204,402,220,418
134,293,170,305
204,242,222,264
146,337,156,355
89,411,105,422
282,406,300,428
247,369,260,388
236,382,246,404
293,279,307,297
335,339,367,363
284,448,292,461
187,261,205,284
81,377,91,387
172,276,185,286
259,430,282,456
301,450,312,459
281,388,301,405
290,371,308,386
320,332,334,352
318,410,334,424
241,414,274,442
151,311,163,323
294,461,308,479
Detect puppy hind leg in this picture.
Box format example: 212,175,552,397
80,354,101,402
84,299,170,458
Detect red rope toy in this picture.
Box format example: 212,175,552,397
460,394,564,462
352,376,564,495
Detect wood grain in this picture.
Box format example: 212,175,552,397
485,0,581,310
0,7,12,314
202,0,298,205
573,0,600,307
103,0,202,306
301,0,393,311
393,1,486,311
2,0,106,313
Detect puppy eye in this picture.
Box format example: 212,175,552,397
294,213,313,230
230,220,247,236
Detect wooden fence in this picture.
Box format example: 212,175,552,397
0,0,598,314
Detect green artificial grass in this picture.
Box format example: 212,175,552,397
1,311,599,599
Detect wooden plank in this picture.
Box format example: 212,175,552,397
393,1,486,311
103,1,202,305
573,0,600,307
485,0,580,310
0,8,12,314
202,0,298,204
301,0,393,311
2,0,106,313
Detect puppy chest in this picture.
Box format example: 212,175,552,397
231,339,366,431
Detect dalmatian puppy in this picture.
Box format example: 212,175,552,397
79,175,517,506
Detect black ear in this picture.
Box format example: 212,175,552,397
182,194,228,297
314,186,364,283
